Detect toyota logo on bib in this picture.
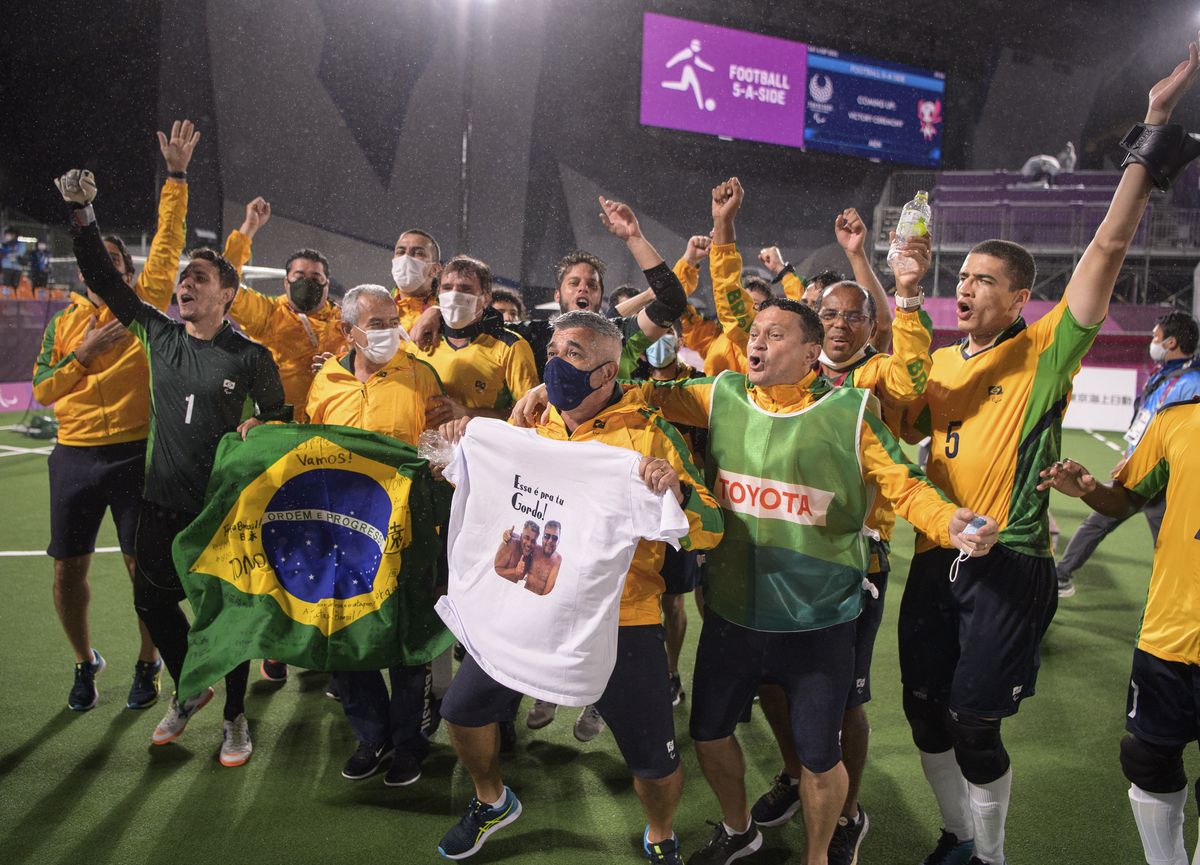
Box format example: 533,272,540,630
714,468,835,525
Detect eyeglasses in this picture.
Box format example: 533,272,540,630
543,534,559,543
818,309,870,325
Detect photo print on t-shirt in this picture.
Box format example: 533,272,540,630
491,474,566,596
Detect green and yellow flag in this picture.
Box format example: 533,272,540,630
173,424,452,702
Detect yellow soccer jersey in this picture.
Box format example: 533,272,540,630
306,350,444,447
410,329,538,411
910,298,1100,556
830,308,934,546
1115,399,1200,665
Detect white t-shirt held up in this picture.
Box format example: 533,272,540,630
436,419,689,705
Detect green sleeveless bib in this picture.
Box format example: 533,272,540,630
704,372,872,631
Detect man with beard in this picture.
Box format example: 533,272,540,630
494,521,540,583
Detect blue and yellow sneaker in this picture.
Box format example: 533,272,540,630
438,786,522,859
127,658,163,709
644,826,683,865
68,648,106,711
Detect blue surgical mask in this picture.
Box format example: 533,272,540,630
645,333,679,369
544,356,610,411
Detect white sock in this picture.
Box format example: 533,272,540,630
1128,784,1188,865
968,770,1011,864
723,817,750,836
919,749,973,841
430,648,453,699
487,790,507,809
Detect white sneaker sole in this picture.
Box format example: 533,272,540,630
151,687,214,746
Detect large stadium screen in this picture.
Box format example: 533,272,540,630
640,12,808,149
803,46,946,166
639,13,946,167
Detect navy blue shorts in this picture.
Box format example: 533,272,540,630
898,544,1057,719
47,440,146,558
661,546,700,595
441,625,679,779
690,611,855,773
848,563,889,709
1126,648,1200,748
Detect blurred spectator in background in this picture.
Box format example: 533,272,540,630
26,239,52,288
2,227,26,288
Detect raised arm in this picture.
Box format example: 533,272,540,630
598,196,687,341
875,232,935,402
58,172,143,327
1066,41,1200,327
835,208,893,352
136,120,201,309
709,177,755,349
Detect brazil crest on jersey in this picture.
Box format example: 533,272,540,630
173,424,452,702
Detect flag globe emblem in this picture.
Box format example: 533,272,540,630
261,469,392,603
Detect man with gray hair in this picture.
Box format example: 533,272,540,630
434,309,723,864
306,283,451,787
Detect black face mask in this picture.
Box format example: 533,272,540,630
288,277,325,313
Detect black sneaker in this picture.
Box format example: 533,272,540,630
438,786,522,859
644,827,683,865
1057,574,1076,598
127,657,162,709
325,676,341,701
341,741,393,780
669,673,685,707
921,829,975,864
499,719,517,753
751,771,801,827
68,648,106,712
261,659,288,681
687,820,762,865
827,806,869,865
384,750,422,787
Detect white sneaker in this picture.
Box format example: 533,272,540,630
151,686,214,746
573,704,606,742
219,713,253,767
526,700,558,730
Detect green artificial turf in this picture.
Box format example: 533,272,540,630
0,411,1194,864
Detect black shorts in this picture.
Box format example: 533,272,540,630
898,544,1057,719
690,611,855,773
661,546,700,595
848,563,889,709
46,440,146,558
1126,648,1200,748
132,499,197,604
1,268,20,288
441,625,679,779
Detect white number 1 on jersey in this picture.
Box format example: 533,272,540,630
184,393,195,424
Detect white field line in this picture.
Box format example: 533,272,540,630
0,546,120,557
1083,428,1125,454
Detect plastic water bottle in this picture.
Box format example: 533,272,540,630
887,190,932,272
417,429,454,470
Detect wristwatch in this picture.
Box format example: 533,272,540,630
895,291,924,310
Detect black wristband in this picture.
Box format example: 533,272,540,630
643,263,687,328
770,263,795,285
167,170,187,180
1119,122,1200,192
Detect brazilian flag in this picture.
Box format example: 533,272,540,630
173,424,453,703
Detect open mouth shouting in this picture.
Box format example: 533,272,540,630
956,298,974,323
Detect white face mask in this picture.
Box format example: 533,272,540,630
1149,338,1168,363
438,290,480,329
355,325,402,364
392,255,430,293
